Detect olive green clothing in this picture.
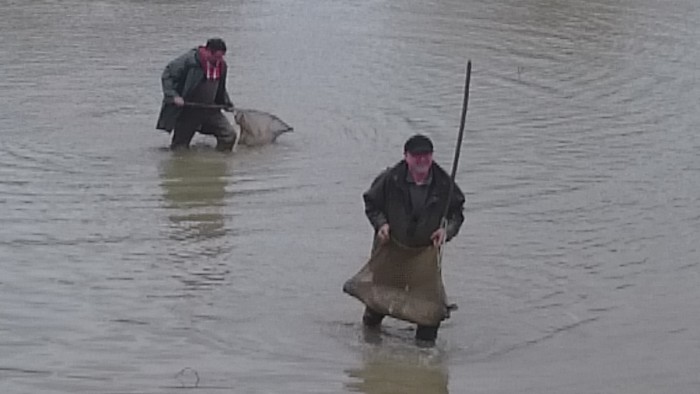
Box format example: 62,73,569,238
156,48,233,132
170,108,236,151
363,161,465,247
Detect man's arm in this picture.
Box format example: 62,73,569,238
161,52,189,102
362,169,390,231
445,183,466,241
217,63,234,109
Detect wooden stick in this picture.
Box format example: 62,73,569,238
183,102,232,110
441,60,472,223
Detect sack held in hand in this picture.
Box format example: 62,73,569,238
343,239,449,326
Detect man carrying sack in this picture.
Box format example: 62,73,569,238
343,134,466,345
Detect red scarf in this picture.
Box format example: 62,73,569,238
198,47,222,80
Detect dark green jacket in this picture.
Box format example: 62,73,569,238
363,161,465,247
155,48,234,132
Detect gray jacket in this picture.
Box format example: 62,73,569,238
155,48,233,132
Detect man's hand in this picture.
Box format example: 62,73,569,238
377,224,390,244
431,228,446,247
173,96,185,107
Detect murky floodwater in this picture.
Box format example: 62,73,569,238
2,0,699,392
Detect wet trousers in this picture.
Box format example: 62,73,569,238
362,306,440,342
171,108,236,151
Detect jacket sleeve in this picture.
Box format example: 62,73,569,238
445,182,466,241
161,53,189,101
362,169,390,231
217,63,234,108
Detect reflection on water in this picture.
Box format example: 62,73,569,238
158,151,234,292
345,349,449,394
159,151,229,242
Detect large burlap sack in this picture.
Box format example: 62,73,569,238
343,239,449,326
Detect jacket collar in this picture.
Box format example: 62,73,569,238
389,161,449,187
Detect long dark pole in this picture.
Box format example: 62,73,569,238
441,60,472,222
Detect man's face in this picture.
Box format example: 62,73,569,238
206,49,226,62
404,151,433,175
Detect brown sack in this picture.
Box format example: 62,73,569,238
343,239,448,326
232,108,293,146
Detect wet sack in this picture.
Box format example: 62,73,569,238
230,108,293,146
343,239,449,326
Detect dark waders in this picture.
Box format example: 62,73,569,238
171,105,236,151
